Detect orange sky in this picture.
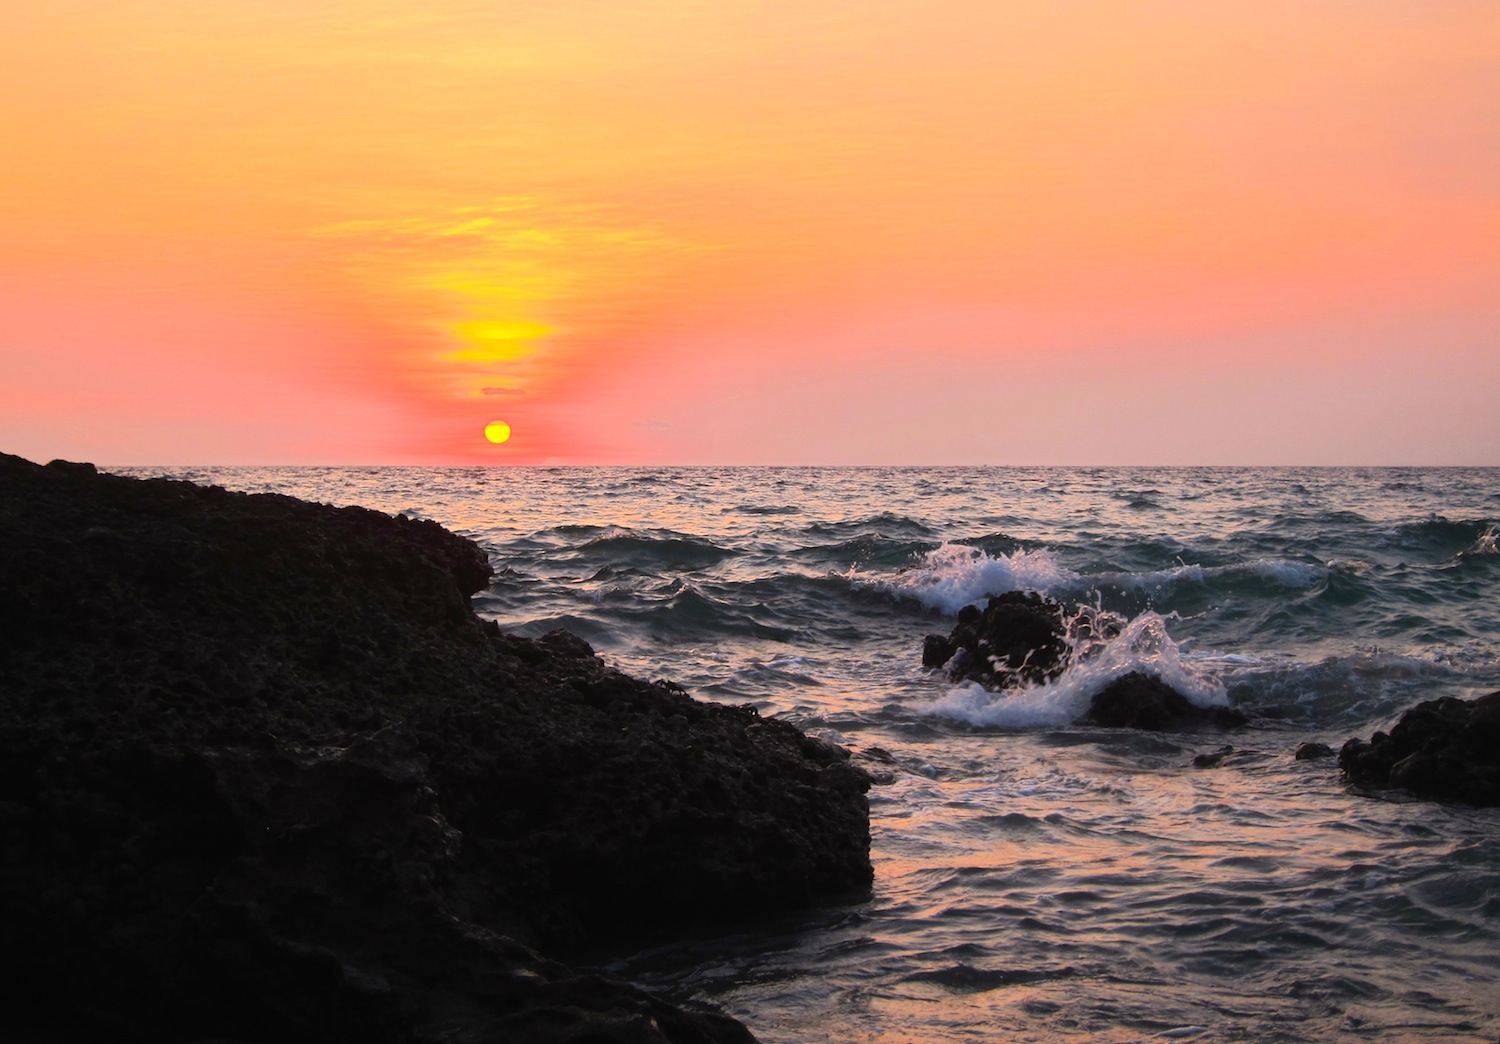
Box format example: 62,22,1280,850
2,0,1497,464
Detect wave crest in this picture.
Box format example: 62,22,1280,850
875,543,1081,613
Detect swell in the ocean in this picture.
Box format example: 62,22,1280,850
116,464,1500,1042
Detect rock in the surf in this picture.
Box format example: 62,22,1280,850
1190,744,1270,769
1084,671,1248,731
921,591,1091,688
1192,744,1237,768
1338,691,1500,807
0,451,871,1044
921,593,1242,731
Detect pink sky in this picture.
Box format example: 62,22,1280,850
2,1,1497,464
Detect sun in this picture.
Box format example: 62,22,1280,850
483,421,512,444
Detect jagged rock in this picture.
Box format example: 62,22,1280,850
1082,671,1248,732
1338,691,1500,806
922,591,1105,690
0,451,872,1043
921,633,953,668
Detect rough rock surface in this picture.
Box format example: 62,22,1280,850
0,452,872,1043
921,593,1242,731
921,591,1115,689
1338,691,1500,807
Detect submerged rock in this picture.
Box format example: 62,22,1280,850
0,452,872,1043
1338,692,1500,807
1190,744,1271,770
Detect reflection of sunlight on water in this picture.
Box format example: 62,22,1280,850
806,738,1500,1043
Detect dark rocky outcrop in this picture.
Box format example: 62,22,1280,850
0,452,872,1043
921,593,1242,732
1338,691,1500,807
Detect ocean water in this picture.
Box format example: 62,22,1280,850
118,465,1500,1042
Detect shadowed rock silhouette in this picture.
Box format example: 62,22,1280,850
0,452,872,1043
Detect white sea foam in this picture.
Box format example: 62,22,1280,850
1100,558,1325,594
922,611,1227,729
1467,523,1499,556
876,543,1081,613
866,541,1339,618
875,544,1335,626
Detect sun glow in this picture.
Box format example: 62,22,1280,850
3,2,1497,465
483,421,512,444
447,320,552,363
301,195,714,458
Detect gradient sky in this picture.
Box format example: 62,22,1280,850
3,1,1497,464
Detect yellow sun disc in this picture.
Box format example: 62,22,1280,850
484,421,512,444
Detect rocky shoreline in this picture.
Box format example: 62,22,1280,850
0,453,873,1042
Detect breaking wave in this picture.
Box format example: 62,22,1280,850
922,611,1228,729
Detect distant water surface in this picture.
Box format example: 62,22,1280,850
118,465,1500,1042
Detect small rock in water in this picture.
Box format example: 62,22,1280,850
1193,745,1236,768
1084,672,1248,732
1295,742,1335,761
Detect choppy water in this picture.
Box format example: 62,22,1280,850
119,466,1500,1041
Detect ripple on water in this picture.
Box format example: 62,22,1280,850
113,464,1500,1043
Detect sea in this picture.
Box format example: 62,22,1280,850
117,465,1500,1042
